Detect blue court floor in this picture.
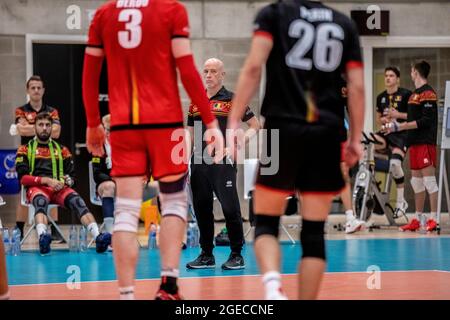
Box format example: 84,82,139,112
6,237,450,286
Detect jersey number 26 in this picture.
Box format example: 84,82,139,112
286,20,344,72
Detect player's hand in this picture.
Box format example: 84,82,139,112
204,119,225,164
380,116,390,125
86,125,105,157
387,108,400,120
44,178,65,191
381,121,400,134
344,141,363,167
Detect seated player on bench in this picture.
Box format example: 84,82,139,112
91,114,115,234
15,112,111,255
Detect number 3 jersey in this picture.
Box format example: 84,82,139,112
87,0,190,129
254,0,362,126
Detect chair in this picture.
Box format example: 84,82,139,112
88,161,102,206
243,158,296,244
20,186,67,245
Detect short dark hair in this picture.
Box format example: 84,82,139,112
26,75,44,89
412,60,431,79
385,66,400,78
35,112,53,124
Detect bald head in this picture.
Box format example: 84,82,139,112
203,58,225,91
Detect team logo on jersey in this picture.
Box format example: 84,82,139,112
409,94,420,104
395,95,402,102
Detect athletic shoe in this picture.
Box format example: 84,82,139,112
186,251,215,269
426,219,437,232
96,232,112,253
155,289,183,300
221,253,245,270
394,200,408,218
39,233,52,255
345,218,365,234
399,218,420,232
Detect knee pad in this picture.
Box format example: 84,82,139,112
254,215,280,240
113,197,142,233
410,177,425,194
423,176,439,194
65,193,90,218
32,194,49,216
300,219,326,260
158,176,188,222
389,155,404,184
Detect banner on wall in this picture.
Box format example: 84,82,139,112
0,149,19,194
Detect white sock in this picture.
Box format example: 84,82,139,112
262,271,283,299
345,210,355,221
87,222,100,238
415,212,423,220
161,268,180,278
119,286,135,300
430,212,437,221
396,188,405,206
36,223,47,237
104,217,114,234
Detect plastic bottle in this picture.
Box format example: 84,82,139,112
69,225,79,252
419,214,427,234
2,228,10,255
148,224,157,249
79,226,87,252
186,225,193,248
11,227,21,256
191,223,199,247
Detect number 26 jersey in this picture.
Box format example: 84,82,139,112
254,0,363,126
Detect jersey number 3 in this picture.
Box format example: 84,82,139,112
286,20,344,72
118,9,142,49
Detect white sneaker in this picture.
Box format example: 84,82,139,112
345,218,365,234
394,200,408,217
266,289,288,300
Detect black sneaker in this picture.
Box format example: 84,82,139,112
186,252,215,269
221,253,245,270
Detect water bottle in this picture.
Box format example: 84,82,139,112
11,227,21,256
2,228,10,255
419,214,427,234
79,226,87,252
191,223,199,247
186,226,193,248
69,225,79,252
148,224,157,249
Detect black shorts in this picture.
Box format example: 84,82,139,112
256,118,344,194
378,131,407,153
95,173,113,192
